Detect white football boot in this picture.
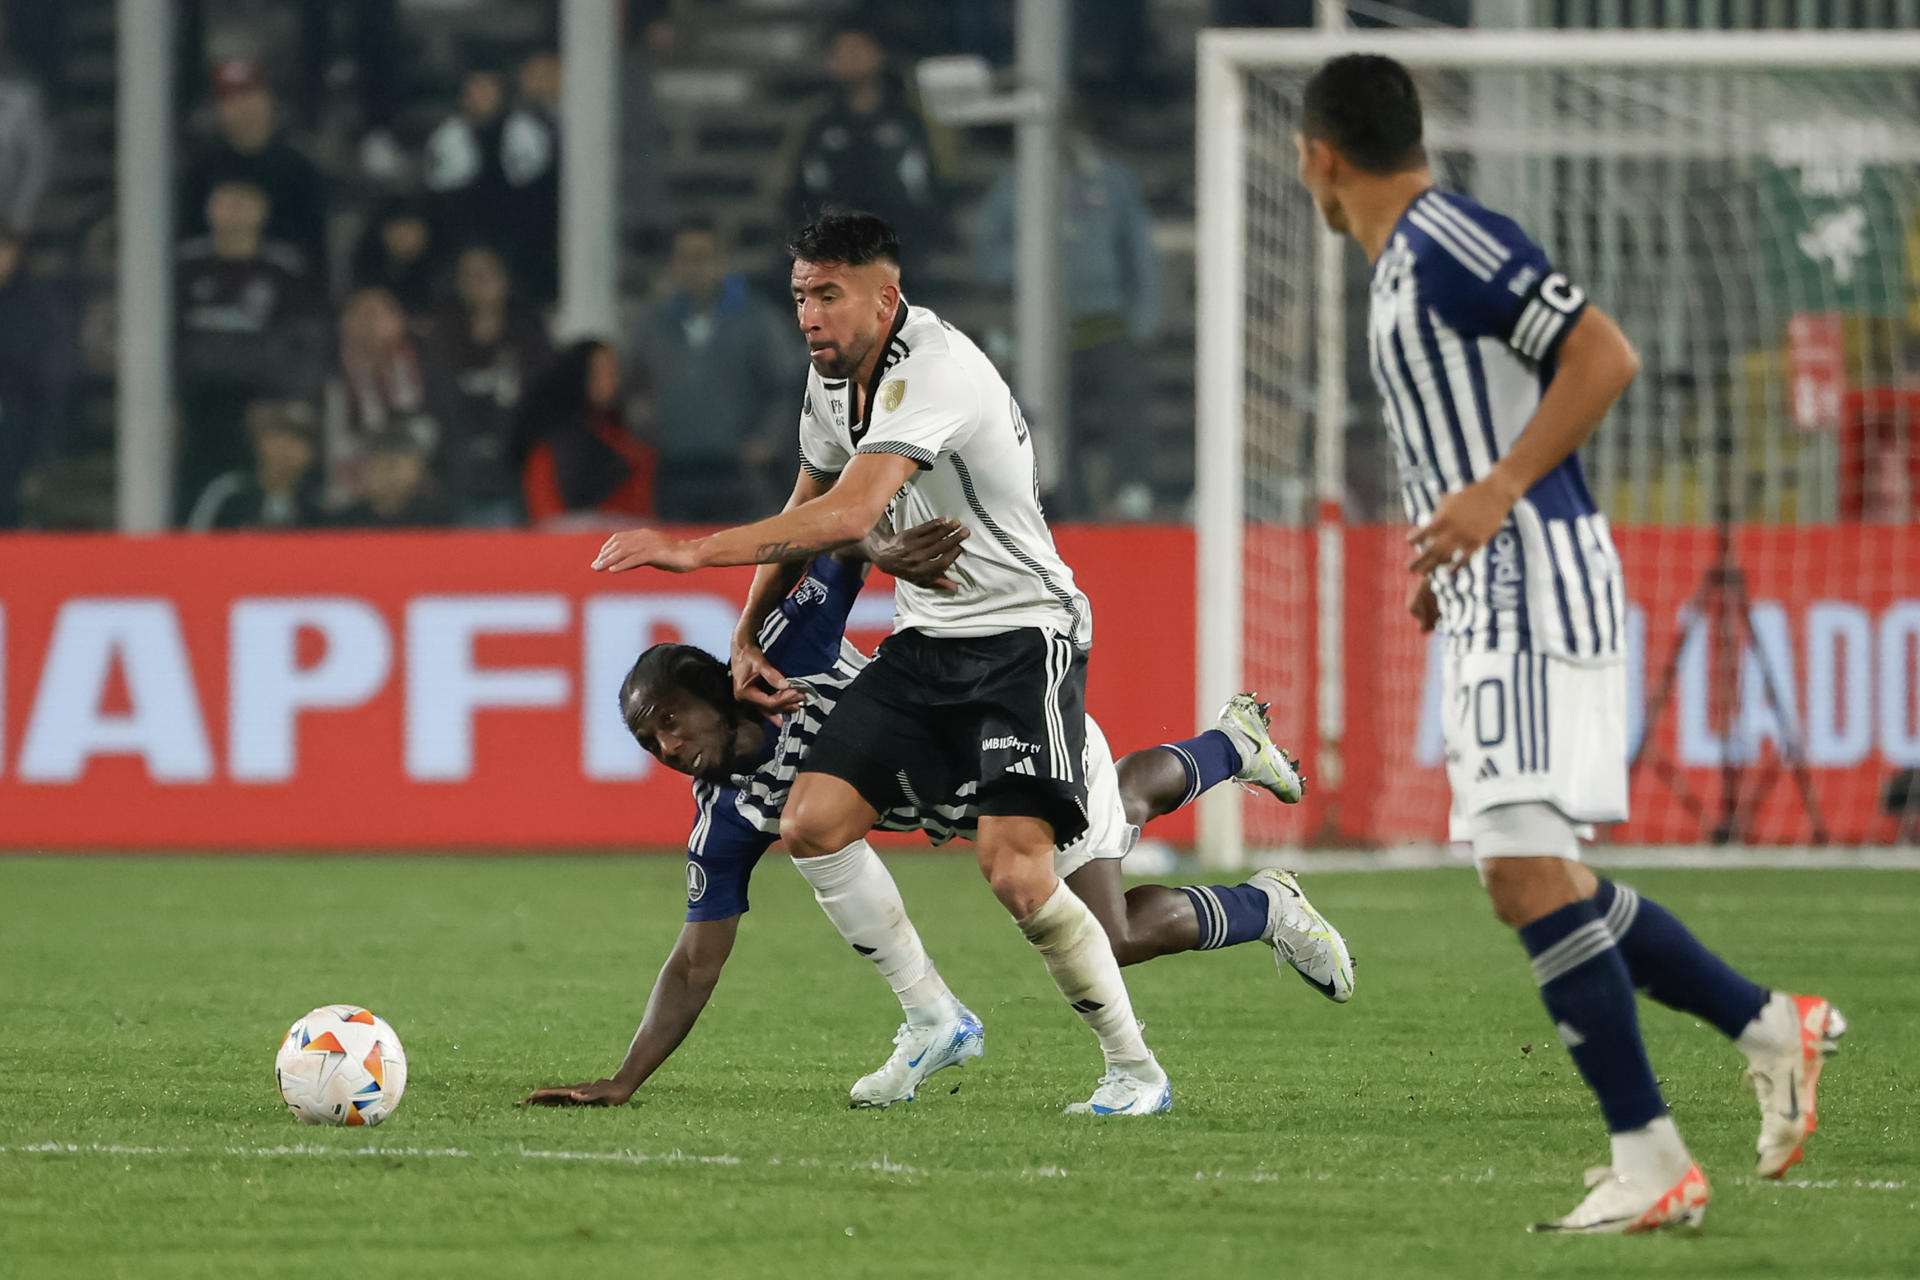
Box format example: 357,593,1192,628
1531,1163,1710,1235
1217,694,1306,804
1065,1054,1172,1116
848,1007,984,1109
1249,869,1356,1003
1741,992,1848,1178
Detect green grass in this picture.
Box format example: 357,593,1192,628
1,857,1915,1280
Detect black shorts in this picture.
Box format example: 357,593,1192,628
803,627,1090,845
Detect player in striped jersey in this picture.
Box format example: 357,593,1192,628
591,210,1170,1115
523,537,1353,1111
1296,53,1844,1234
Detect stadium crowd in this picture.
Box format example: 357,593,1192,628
0,0,1246,532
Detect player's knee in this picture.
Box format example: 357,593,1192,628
984,866,1033,916
1105,932,1149,966
981,856,1052,919
1485,889,1533,930
1480,857,1582,929
779,799,858,860
1115,750,1176,827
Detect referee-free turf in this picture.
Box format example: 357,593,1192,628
2,856,1915,1279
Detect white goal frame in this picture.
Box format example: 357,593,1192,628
1194,28,1920,868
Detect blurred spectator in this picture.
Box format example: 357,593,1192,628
292,0,407,180
351,196,441,316
177,179,323,513
1210,0,1312,21
424,63,560,306
630,218,797,523
0,3,64,106
0,9,50,233
179,59,329,276
504,52,561,304
185,398,325,531
322,287,434,510
619,1,672,252
423,244,551,527
0,222,74,527
780,24,950,260
977,117,1162,517
513,339,655,526
330,428,453,528
51,215,117,464
424,68,507,247
1209,0,1468,24
941,1,1012,65
1072,0,1153,103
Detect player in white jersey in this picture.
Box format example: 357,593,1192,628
1296,54,1845,1233
590,211,1167,1115
524,547,1351,1110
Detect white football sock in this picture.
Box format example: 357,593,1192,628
791,841,961,1029
1610,1114,1692,1188
1016,881,1155,1074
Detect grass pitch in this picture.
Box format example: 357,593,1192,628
1,856,1915,1280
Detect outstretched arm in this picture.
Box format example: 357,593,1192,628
521,916,739,1106
593,453,920,574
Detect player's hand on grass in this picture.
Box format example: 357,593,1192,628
520,1078,635,1107
592,527,700,574
731,638,802,714
1407,476,1519,576
1408,578,1439,633
869,518,969,592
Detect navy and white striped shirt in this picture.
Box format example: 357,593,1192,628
680,556,991,923
1367,188,1627,662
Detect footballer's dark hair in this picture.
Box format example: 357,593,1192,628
1301,54,1426,176
620,643,740,731
787,207,901,268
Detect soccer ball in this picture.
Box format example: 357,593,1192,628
274,1005,408,1126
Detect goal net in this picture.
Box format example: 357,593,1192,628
1196,30,1920,864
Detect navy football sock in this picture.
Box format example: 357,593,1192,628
1519,898,1668,1134
1593,878,1770,1040
1157,730,1243,808
1178,883,1269,949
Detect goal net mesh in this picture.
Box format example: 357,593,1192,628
1225,52,1920,852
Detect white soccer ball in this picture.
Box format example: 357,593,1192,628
274,1005,408,1127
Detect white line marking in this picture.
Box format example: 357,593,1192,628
6,1145,1908,1196
514,1146,741,1167
0,1142,919,1177
1732,1176,1909,1192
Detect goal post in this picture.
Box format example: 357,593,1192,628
1196,29,1920,867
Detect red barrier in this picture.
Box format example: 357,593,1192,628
3,525,1913,850
0,529,1194,850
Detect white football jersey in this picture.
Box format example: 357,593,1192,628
797,302,1092,647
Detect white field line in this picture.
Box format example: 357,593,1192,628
3,1144,1907,1194
0,1141,908,1177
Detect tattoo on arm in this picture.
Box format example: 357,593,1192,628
754,540,833,563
